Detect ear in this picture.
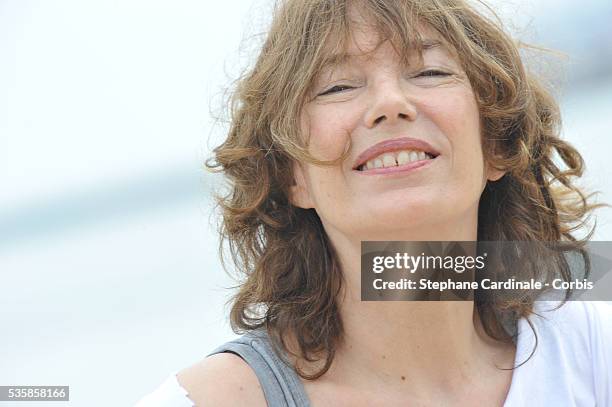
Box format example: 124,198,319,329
485,162,506,182
289,161,315,209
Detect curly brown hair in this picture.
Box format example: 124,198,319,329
205,0,605,380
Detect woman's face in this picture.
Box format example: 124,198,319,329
290,21,503,241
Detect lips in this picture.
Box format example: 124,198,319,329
352,137,441,171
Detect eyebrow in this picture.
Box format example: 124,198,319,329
319,38,442,71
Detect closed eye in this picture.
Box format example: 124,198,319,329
317,71,449,96
416,69,450,78
317,85,354,96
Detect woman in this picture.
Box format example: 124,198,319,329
137,0,612,405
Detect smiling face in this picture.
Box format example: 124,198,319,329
290,14,504,242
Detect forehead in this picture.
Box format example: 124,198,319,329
317,13,454,72
319,37,444,72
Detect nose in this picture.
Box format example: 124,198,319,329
364,78,418,128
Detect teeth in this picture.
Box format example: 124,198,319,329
382,153,396,168
397,151,410,165
361,149,433,171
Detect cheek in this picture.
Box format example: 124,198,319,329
436,90,479,136
303,164,356,217
301,105,355,161
426,90,482,157
424,89,486,190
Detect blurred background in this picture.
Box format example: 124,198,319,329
1,0,611,405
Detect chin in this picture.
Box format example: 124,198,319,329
359,200,475,236
353,207,443,237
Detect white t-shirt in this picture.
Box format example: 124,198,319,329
135,301,612,406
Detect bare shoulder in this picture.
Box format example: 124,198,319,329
176,353,267,407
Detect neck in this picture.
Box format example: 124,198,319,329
338,303,481,384
315,212,515,398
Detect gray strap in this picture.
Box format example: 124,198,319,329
207,330,311,407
